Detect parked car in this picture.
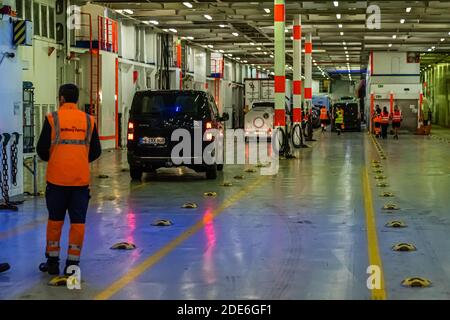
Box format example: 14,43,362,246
244,101,291,139
127,90,229,180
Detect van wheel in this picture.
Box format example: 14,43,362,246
130,167,143,180
217,164,224,171
205,164,217,180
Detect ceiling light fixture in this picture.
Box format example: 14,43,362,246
340,32,344,36
204,14,213,20
232,32,239,36
183,2,193,8
400,19,405,24
208,45,214,48
392,34,397,39
169,28,177,33
187,36,194,40
336,13,341,19
441,38,445,42
257,47,262,50
264,8,270,13
406,7,411,13
333,1,339,7
338,24,343,28
219,24,226,28
148,20,159,25
123,9,133,15
388,43,392,47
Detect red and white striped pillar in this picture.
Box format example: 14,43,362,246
177,39,182,90
304,33,313,114
292,15,302,124
274,0,286,129
389,92,394,114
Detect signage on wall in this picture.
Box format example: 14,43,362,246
407,52,420,63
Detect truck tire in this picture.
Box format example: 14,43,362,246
130,167,143,181
206,164,217,180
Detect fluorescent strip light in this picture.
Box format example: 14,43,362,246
204,14,213,20
406,7,411,13
336,14,341,19
183,2,193,8
169,28,177,33
232,32,239,36
400,19,405,24
333,1,339,7
264,8,270,13
123,9,133,15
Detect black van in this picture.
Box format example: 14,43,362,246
127,90,229,180
332,98,361,132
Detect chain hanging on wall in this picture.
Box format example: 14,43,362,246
11,132,20,186
0,133,18,211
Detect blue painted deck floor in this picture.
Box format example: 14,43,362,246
1,130,450,299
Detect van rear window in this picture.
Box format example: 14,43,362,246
131,92,207,117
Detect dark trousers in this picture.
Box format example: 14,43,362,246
381,124,389,139
45,183,90,223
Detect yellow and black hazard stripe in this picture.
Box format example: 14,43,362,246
13,20,27,45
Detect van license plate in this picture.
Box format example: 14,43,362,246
140,137,165,145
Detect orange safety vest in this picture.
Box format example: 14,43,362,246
320,107,328,120
46,103,95,186
374,114,381,123
392,110,402,122
381,112,390,124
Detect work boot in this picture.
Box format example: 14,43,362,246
64,260,79,276
39,257,60,275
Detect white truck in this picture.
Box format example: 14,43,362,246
244,79,292,138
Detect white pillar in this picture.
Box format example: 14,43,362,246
304,33,313,111
292,15,302,124
274,0,286,129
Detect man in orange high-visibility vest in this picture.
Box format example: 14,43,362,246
37,84,101,276
319,105,329,132
380,106,390,139
391,105,402,140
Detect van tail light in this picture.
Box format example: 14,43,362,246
127,121,134,141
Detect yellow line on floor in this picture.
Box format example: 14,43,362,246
362,166,387,300
94,176,267,300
